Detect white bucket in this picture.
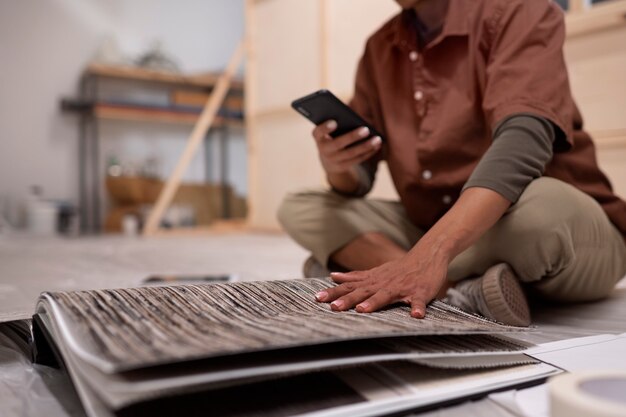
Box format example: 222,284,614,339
26,202,58,235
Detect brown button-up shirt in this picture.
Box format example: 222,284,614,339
350,0,626,238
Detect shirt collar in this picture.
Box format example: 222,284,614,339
392,0,469,51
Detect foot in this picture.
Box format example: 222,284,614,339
302,256,330,278
444,263,531,326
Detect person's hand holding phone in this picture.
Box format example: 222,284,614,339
312,120,382,175
292,90,383,192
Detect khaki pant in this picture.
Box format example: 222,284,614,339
278,177,626,302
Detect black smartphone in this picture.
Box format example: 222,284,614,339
291,89,383,146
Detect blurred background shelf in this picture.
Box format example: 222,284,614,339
62,100,244,127
61,63,245,233
85,63,245,90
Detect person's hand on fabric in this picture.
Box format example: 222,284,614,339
315,243,449,318
314,187,513,318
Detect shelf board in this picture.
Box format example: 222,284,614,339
145,220,250,237
566,0,626,38
94,104,243,127
85,63,244,91
592,129,626,150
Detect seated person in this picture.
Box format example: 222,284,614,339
278,0,626,326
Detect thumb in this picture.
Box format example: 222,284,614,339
410,297,427,319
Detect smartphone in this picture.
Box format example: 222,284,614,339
291,89,383,146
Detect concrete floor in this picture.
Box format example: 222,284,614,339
0,232,308,322
1,231,625,416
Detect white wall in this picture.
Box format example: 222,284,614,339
0,0,245,226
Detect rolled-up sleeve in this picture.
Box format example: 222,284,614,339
463,114,555,203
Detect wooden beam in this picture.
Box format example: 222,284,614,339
319,0,330,88
245,0,259,228
143,41,245,236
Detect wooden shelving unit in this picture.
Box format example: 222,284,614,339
62,63,245,233
74,63,244,128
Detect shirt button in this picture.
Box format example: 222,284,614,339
442,195,452,204
414,90,424,101
409,51,419,62
422,170,432,180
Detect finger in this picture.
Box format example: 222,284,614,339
410,297,427,319
331,147,381,172
335,137,382,164
323,139,380,171
330,288,374,311
355,288,397,313
319,132,380,164
312,120,337,142
329,271,365,283
330,126,371,151
314,282,356,303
